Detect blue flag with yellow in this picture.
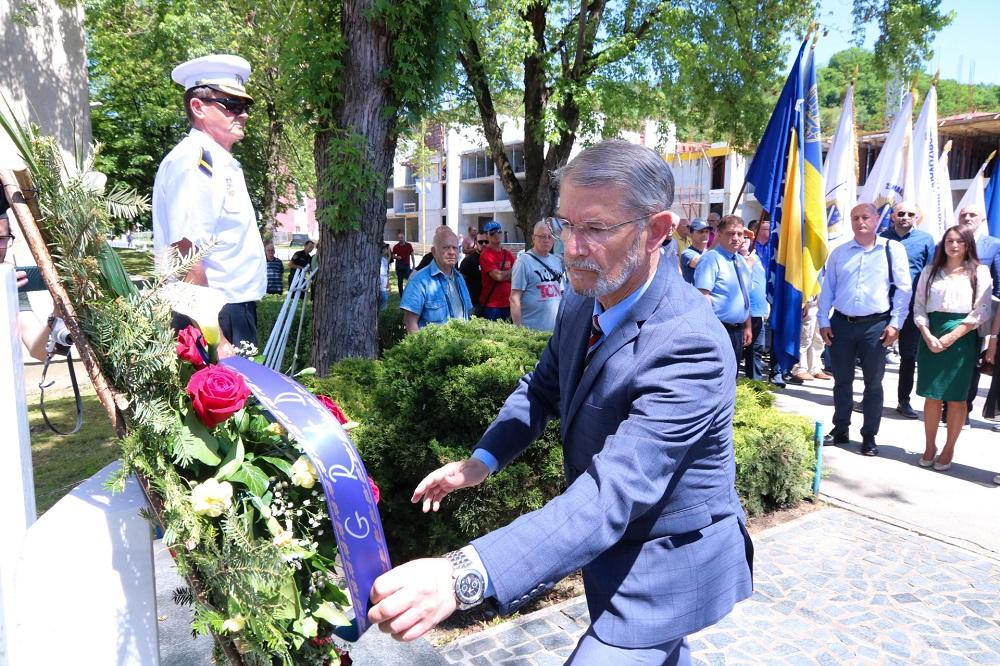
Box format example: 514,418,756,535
746,38,828,373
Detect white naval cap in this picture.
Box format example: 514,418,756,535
171,54,253,101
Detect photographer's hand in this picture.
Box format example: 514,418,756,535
15,269,27,289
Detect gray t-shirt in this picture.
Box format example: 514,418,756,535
511,250,564,332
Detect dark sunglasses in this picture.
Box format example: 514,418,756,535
204,97,252,115
894,210,916,218
477,240,489,245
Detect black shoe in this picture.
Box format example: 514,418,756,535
786,373,804,385
861,438,879,456
896,403,919,419
824,430,849,446
852,401,863,413
769,374,786,388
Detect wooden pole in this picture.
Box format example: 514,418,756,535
0,168,127,437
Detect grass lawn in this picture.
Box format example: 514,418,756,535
113,247,154,278
29,392,119,515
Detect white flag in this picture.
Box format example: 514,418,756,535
823,83,857,242
954,152,996,237
939,140,955,232
859,90,914,227
911,84,947,240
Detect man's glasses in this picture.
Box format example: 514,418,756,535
894,210,916,218
546,214,647,244
204,98,252,116
477,240,489,245
0,234,15,249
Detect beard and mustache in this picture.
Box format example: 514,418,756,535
565,225,644,298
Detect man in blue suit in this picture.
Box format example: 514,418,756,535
368,141,754,664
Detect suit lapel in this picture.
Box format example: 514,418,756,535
562,256,674,430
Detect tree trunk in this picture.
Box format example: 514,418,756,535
261,95,283,238
311,0,396,373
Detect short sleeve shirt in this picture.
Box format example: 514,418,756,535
693,247,751,325
152,129,266,303
680,247,703,284
399,260,473,328
479,246,515,308
511,250,564,331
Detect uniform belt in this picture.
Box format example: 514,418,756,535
722,321,745,330
833,310,890,323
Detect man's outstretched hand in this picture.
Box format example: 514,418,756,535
412,458,489,513
368,558,455,641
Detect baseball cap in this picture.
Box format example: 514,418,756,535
689,218,709,232
483,221,502,234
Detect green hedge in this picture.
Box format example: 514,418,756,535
733,380,816,516
312,320,816,559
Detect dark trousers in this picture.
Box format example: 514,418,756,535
171,300,258,350
966,335,982,412
743,316,765,380
723,323,743,375
830,314,889,438
897,311,919,405
482,306,511,322
395,266,412,295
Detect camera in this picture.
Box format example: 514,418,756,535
46,316,72,356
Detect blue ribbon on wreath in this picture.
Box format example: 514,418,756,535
221,356,391,641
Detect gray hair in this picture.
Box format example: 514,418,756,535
432,225,458,248
852,202,878,217
555,140,675,218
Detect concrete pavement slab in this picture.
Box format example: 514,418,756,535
772,363,1000,557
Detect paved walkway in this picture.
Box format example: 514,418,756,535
441,507,1000,665
776,360,1000,557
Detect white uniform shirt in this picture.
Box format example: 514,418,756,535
152,129,266,303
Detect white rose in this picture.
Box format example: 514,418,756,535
291,455,319,489
190,478,234,517
222,615,246,633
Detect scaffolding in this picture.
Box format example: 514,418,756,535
668,144,713,220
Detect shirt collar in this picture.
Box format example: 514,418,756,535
188,128,238,168
591,264,658,337
714,246,737,260
429,259,454,278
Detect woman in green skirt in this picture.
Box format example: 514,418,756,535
914,225,992,471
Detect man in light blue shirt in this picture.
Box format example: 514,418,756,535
400,227,472,332
819,202,912,457
694,215,752,371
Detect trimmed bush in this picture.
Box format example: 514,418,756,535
318,321,816,559
733,380,816,516
378,292,406,352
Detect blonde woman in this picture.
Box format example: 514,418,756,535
914,225,992,471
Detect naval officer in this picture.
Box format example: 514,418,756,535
152,54,266,350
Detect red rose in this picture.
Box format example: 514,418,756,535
176,325,208,368
368,476,380,504
316,395,348,425
186,365,251,428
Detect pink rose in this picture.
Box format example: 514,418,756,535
368,476,381,504
316,395,348,425
186,365,251,428
176,325,208,368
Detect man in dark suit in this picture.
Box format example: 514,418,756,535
368,141,753,663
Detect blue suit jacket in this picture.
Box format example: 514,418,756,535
470,254,753,648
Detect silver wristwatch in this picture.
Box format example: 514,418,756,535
443,549,485,610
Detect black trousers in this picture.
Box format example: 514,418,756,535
830,313,889,438
897,310,919,405
723,323,744,376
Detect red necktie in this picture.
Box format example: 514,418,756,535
586,314,603,363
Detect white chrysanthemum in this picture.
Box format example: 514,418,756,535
291,455,319,489
190,478,233,517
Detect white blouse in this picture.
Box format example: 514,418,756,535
913,263,992,328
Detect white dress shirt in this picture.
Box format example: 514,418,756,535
913,264,992,329
817,236,912,330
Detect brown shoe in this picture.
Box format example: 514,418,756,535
812,371,832,380
792,371,814,382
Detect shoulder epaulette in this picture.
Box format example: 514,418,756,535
197,148,213,177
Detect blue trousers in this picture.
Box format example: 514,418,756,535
566,628,689,665
830,313,889,438
743,316,766,380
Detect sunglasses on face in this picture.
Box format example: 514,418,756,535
895,210,916,218
204,97,252,115
477,240,489,245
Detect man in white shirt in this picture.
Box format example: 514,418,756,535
819,203,912,456
152,54,266,350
